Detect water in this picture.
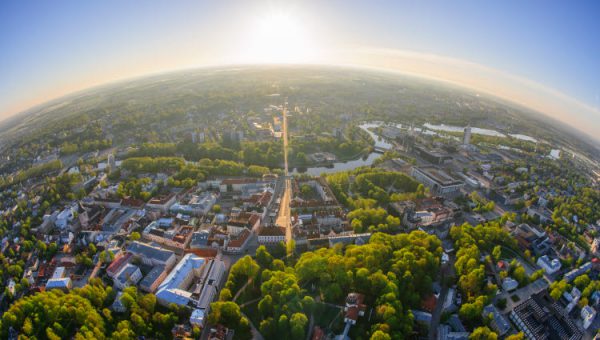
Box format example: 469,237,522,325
292,122,387,175
423,123,537,142
292,121,539,176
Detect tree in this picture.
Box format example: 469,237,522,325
371,331,392,340
212,204,222,213
492,245,501,262
513,266,528,286
219,288,233,301
256,246,274,269
290,312,308,340
208,301,242,329
505,333,525,340
470,326,498,340
129,232,141,241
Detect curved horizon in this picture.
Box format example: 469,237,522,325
2,54,599,143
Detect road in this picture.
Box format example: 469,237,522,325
275,104,292,244
428,258,454,340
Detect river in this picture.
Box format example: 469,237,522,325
292,122,389,176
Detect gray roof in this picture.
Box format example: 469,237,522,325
483,304,510,335
140,265,166,290
190,231,209,248
116,264,140,285
127,241,174,262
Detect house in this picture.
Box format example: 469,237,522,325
564,261,592,282
107,253,132,278
537,255,561,275
226,212,261,234
114,263,142,290
146,193,177,213
502,278,519,292
482,304,510,336
581,305,597,330
344,293,366,325
111,291,127,313
46,278,72,291
225,229,251,254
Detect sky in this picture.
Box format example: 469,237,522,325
1,0,599,137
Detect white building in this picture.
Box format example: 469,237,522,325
55,205,77,229
581,305,596,330
155,254,225,308
537,255,561,275
258,226,286,244
502,278,519,292
114,263,143,290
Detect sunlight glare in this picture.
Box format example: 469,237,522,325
239,8,319,63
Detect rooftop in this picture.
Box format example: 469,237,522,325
127,241,175,263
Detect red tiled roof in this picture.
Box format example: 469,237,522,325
421,294,437,313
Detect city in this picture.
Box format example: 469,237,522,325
1,1,600,340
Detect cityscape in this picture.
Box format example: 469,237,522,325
1,1,600,340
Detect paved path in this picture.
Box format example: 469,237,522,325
429,258,454,340
232,278,253,303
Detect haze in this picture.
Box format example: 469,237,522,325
1,0,599,138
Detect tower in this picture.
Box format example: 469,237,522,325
463,125,472,145
107,153,116,170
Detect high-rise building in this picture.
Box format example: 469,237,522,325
463,125,472,145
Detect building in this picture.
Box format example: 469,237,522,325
111,292,127,313
411,166,464,196
581,305,597,330
564,261,592,282
482,304,510,336
127,241,177,269
107,253,132,278
344,293,366,325
155,253,225,309
139,265,168,293
257,226,286,244
170,192,218,216
415,146,453,165
537,255,561,275
114,263,142,290
225,229,251,254
45,277,72,291
146,193,177,213
219,178,271,195
502,278,519,292
142,222,194,249
510,292,581,340
226,212,261,235
190,309,205,327
55,206,77,230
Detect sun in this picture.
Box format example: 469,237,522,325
238,8,319,63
